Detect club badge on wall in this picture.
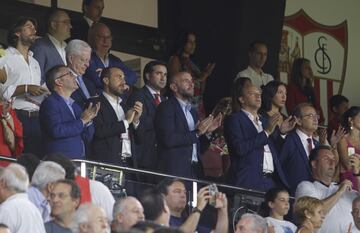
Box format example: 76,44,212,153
278,9,348,120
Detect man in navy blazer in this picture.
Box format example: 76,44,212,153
127,60,167,171
31,10,72,84
39,65,99,158
154,72,222,178
280,103,321,195
224,80,292,192
85,22,137,91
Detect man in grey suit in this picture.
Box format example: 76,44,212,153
31,10,72,84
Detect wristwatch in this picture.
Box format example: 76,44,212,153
191,207,202,215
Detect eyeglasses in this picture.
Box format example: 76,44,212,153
55,71,73,80
301,113,320,119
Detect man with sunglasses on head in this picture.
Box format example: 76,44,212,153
39,65,99,159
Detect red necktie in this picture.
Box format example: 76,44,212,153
307,138,313,154
154,93,161,106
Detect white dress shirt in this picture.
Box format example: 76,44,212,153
296,129,315,157
47,33,67,65
235,66,274,88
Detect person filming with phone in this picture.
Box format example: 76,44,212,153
158,178,228,233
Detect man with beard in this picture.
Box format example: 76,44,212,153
0,17,49,157
154,71,222,178
295,145,357,233
127,60,167,172
91,67,142,166
45,179,81,233
39,65,98,158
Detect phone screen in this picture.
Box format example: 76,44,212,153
348,147,355,156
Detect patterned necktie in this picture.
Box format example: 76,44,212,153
154,93,161,106
307,137,313,154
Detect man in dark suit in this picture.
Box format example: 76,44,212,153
31,10,72,84
224,81,292,191
66,39,97,109
90,67,142,166
127,60,167,171
280,103,321,195
39,65,99,158
154,72,222,178
70,0,104,41
85,22,137,91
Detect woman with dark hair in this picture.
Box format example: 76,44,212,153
259,188,297,233
286,58,324,123
337,106,360,190
260,80,287,120
168,32,215,119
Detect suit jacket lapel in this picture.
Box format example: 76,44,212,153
143,86,157,109
294,133,312,173
45,35,65,64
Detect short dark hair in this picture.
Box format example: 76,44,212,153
54,179,81,200
16,153,41,181
231,77,252,112
143,60,167,84
100,66,115,83
308,145,332,168
131,220,162,232
0,223,9,229
329,95,349,112
45,65,67,92
154,227,185,233
43,153,76,180
7,17,37,47
248,41,267,53
259,187,289,217
292,102,314,118
138,188,166,221
157,178,185,196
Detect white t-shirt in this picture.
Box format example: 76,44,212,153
235,66,274,88
295,180,357,233
350,224,360,233
266,217,297,233
0,193,46,233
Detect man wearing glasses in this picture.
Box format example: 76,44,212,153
39,65,99,158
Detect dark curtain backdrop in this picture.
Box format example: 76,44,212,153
159,0,286,113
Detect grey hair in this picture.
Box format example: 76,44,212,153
31,161,66,190
65,39,91,59
112,196,140,221
240,213,268,233
0,163,29,193
71,203,93,233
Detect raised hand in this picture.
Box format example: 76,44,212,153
206,113,223,133
132,101,143,124
81,102,100,124
279,115,296,134
265,113,281,135
330,126,346,148
27,85,49,96
196,115,213,135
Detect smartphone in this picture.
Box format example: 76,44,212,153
85,95,100,108
348,147,355,156
208,183,218,206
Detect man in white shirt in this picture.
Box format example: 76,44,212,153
351,196,360,233
295,145,356,233
235,41,273,88
0,17,49,157
0,163,46,233
31,10,72,83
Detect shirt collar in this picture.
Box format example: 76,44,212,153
176,97,192,112
146,85,160,96
296,128,313,141
247,65,264,76
47,33,67,49
103,91,122,105
60,95,75,106
7,46,33,57
83,16,94,26
242,108,260,122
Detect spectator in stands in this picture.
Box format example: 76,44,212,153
31,10,72,84
40,65,99,158
155,71,222,178
293,196,324,233
86,22,137,91
71,203,110,233
0,17,49,157
138,188,171,226
235,213,268,233
0,98,23,166
28,161,66,222
351,196,360,233
224,81,290,191
327,95,349,141
16,153,40,180
259,187,297,233
286,58,324,123
90,67,142,166
0,224,10,233
338,106,360,191
127,60,167,172
168,32,215,119
66,39,98,109
259,80,295,152
71,0,104,41
0,163,46,233
111,196,145,232
235,41,273,88
131,221,162,233
45,179,81,233
295,145,357,233
158,178,228,233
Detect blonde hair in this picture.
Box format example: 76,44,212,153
294,196,323,225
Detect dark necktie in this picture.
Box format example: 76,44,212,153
154,93,161,106
307,138,313,154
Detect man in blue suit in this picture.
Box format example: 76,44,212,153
39,65,99,158
154,72,222,178
128,60,167,171
280,103,321,195
85,22,137,91
31,10,72,84
224,80,292,192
